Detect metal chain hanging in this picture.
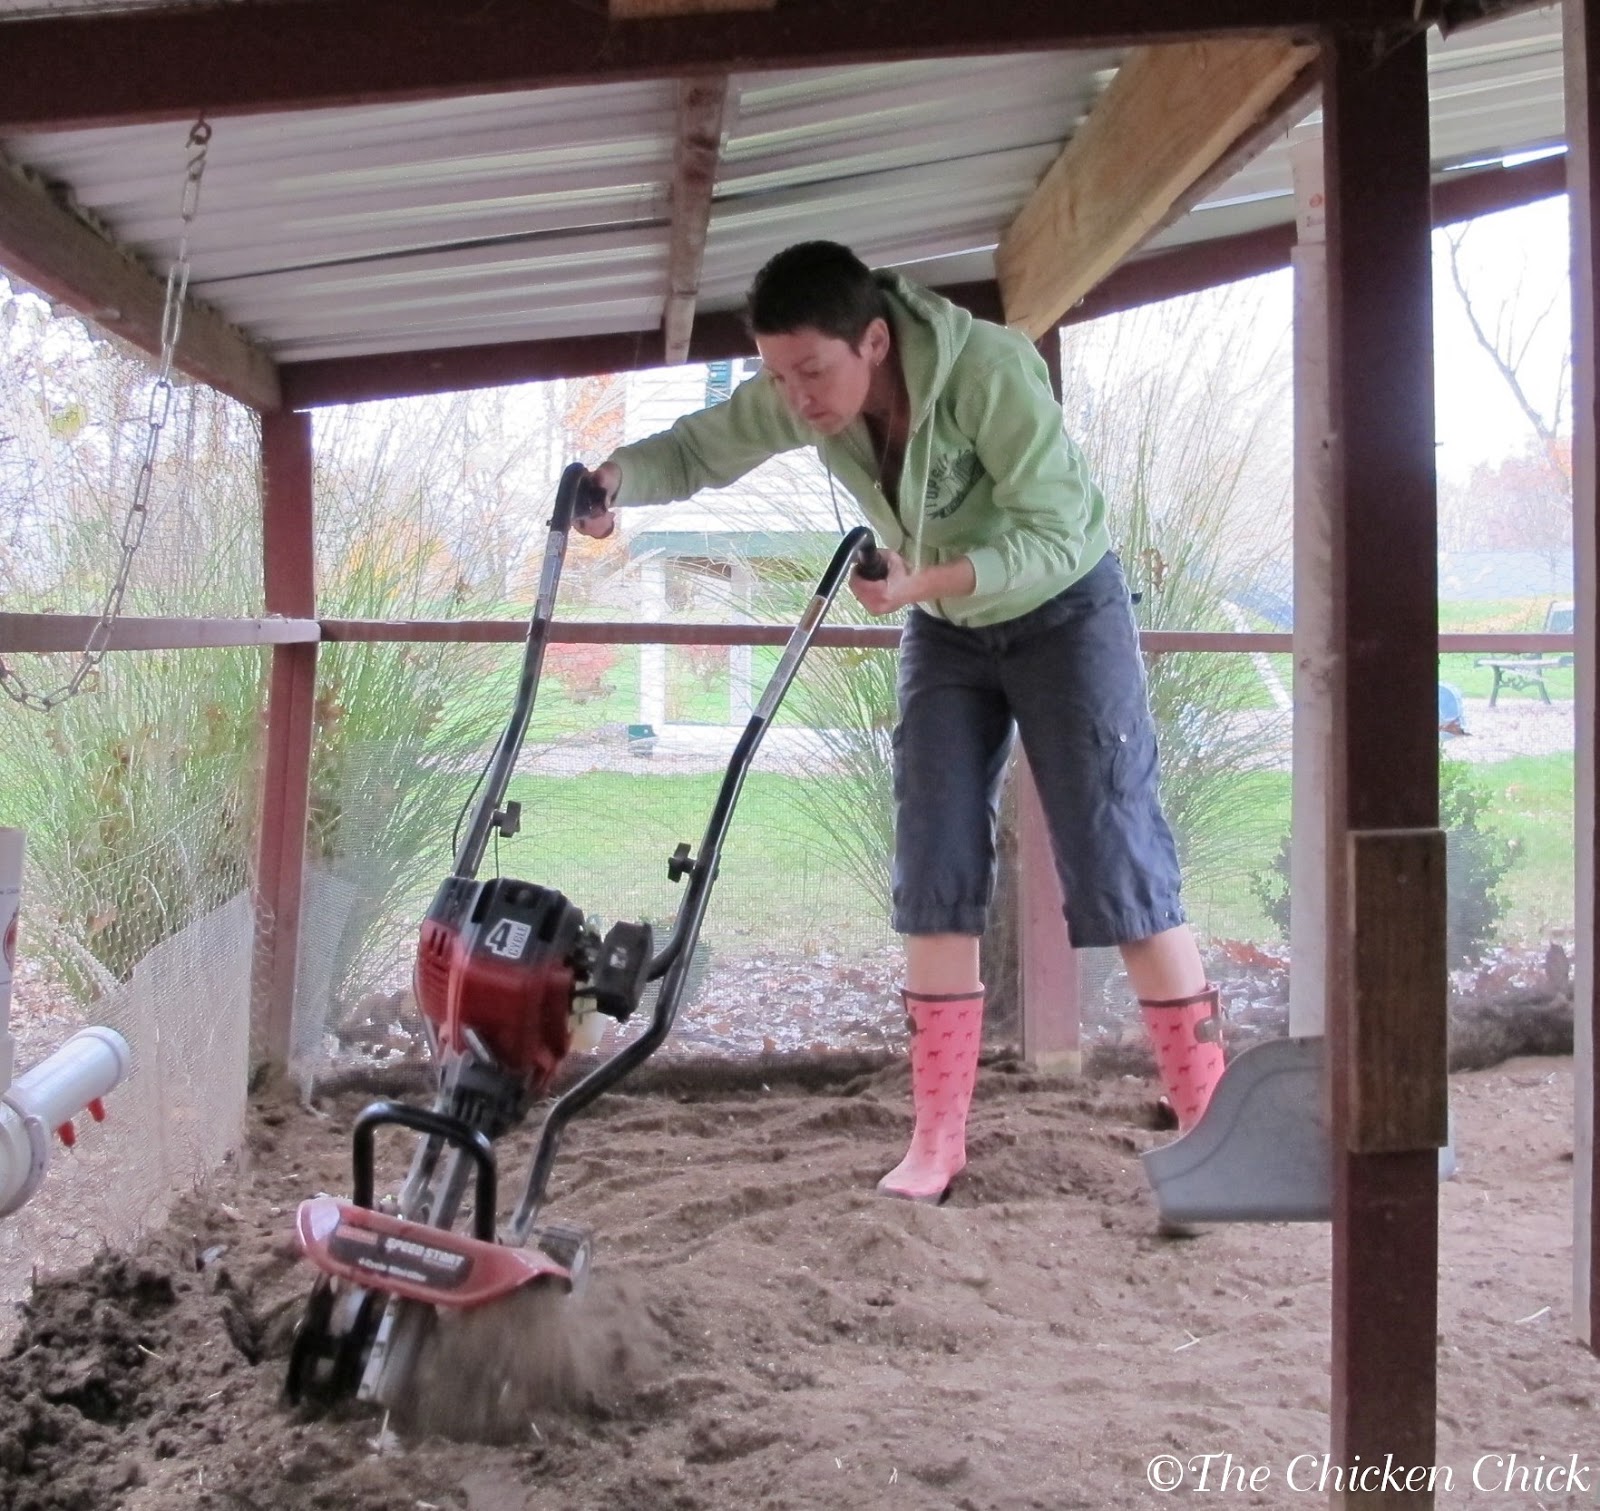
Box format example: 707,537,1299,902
0,114,213,714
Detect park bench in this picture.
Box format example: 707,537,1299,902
1474,599,1574,707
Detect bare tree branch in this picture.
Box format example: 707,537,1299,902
1443,224,1569,481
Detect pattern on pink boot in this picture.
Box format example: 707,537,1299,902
877,989,984,1203
1139,986,1225,1133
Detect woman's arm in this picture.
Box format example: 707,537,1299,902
605,372,811,507
851,551,976,615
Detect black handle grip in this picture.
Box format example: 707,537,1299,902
856,535,889,581
573,473,610,521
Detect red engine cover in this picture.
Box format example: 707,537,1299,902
415,913,574,1092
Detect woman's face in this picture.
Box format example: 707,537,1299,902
755,318,889,435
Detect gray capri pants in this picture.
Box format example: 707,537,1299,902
890,550,1185,949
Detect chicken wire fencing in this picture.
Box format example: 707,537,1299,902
0,627,1574,1308
281,631,1579,1095
287,638,909,1094
0,645,263,1316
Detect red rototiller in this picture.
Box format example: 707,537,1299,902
286,462,878,1410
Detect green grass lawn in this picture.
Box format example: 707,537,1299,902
493,751,1575,955
1176,752,1575,947
498,767,892,957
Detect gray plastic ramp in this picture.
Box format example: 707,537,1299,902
1141,1035,1456,1225
1141,1036,1331,1225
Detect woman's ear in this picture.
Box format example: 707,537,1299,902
864,316,891,366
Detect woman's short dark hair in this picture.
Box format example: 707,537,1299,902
745,241,888,349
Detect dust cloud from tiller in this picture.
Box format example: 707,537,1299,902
397,1275,664,1443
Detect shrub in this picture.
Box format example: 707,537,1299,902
543,642,621,704
1250,758,1520,969
778,643,898,918
1439,759,1521,966
0,647,263,998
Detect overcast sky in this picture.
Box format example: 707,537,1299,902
1236,192,1571,485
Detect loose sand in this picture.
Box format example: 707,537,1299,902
4,1053,1597,1511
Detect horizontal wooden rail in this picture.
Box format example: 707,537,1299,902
0,613,1579,658
0,614,320,652
317,618,905,649
1431,633,1575,655
321,621,1579,656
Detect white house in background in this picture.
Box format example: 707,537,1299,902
619,359,847,728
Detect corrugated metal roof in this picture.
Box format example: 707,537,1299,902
0,7,1570,367
3,50,1121,360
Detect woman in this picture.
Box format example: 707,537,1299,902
579,241,1223,1203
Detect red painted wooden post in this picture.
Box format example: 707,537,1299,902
1016,327,1079,1070
252,409,318,1070
1566,0,1600,1353
1323,29,1444,1505
1017,751,1079,1071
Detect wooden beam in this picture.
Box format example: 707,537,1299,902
1017,334,1077,1073
1564,0,1600,1354
0,611,1543,656
612,0,773,16
320,619,904,648
0,157,280,412
1434,149,1569,223
279,281,1005,407
1288,128,1332,1041
1016,751,1078,1073
663,77,730,366
252,410,318,1071
1130,51,1320,270
1323,30,1442,1505
284,327,699,408
0,615,318,653
1347,829,1449,1154
1065,152,1570,325
997,37,1316,338
0,0,1438,133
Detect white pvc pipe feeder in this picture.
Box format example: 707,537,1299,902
0,828,134,1218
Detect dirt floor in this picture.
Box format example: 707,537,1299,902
4,1051,1599,1511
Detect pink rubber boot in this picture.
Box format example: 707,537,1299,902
877,989,984,1203
1140,986,1225,1134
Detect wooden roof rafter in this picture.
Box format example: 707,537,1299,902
610,0,774,16
997,36,1319,337
0,153,281,411
0,0,1439,135
663,76,732,366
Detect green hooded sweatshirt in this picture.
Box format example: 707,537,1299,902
608,271,1112,628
